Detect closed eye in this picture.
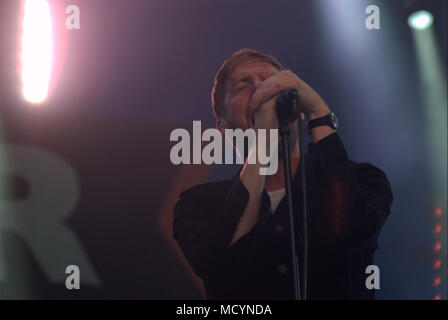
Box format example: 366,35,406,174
235,85,247,92
232,76,252,92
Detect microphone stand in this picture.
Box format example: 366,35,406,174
276,89,308,300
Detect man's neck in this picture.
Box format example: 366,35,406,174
264,144,300,192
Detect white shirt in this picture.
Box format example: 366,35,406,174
267,188,285,214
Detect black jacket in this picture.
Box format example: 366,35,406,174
173,133,393,299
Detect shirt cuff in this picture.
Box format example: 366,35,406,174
307,132,349,174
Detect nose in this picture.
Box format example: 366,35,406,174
254,78,263,89
251,78,263,96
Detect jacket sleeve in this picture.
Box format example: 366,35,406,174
172,178,273,297
308,133,393,250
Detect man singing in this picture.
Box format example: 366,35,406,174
172,49,393,299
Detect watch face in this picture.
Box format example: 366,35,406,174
330,112,338,129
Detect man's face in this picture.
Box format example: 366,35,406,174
218,59,280,131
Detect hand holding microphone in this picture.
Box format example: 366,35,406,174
275,88,299,125
247,70,330,131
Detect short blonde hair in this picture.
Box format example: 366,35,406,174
211,49,283,120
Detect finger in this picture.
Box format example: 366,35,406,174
255,77,284,104
246,103,256,129
246,100,256,128
255,72,299,105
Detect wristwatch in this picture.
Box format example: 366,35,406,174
307,112,338,133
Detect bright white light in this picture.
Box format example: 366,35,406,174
408,10,434,30
21,0,53,104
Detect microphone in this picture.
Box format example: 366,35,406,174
275,88,298,122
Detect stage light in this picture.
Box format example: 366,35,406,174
408,10,434,30
21,0,53,104
410,7,447,301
